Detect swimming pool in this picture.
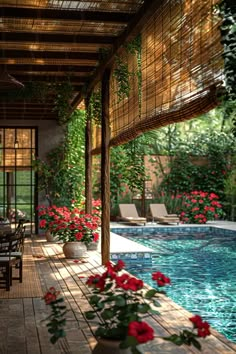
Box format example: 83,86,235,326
116,228,236,343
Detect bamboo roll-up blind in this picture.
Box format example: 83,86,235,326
140,0,223,125
109,49,140,140
88,84,102,152
92,125,102,153
92,0,223,152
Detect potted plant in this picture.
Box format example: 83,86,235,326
37,205,69,241
50,208,100,258
43,260,211,353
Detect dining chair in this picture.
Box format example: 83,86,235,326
0,220,26,291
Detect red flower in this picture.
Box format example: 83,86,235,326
152,271,171,287
93,232,100,242
114,259,125,272
86,274,105,291
189,315,211,337
192,207,199,212
199,192,208,198
189,315,203,327
116,274,144,291
39,219,47,228
128,321,154,343
197,322,211,338
43,287,60,305
75,232,83,241
209,193,219,200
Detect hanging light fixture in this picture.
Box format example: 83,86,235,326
0,70,24,89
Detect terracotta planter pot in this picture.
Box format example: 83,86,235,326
92,338,131,354
62,241,87,259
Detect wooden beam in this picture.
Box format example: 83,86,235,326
0,103,54,108
4,64,93,72
85,97,92,215
0,7,133,23
9,72,88,79
1,50,99,61
0,58,97,66
101,68,111,265
1,32,114,44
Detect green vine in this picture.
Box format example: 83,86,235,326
87,90,102,126
216,0,236,134
128,34,142,118
33,109,86,206
125,34,141,55
113,56,132,102
53,81,74,125
113,35,142,105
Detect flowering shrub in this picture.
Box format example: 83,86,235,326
43,261,211,351
180,191,225,224
50,209,100,246
37,200,101,246
79,198,102,223
37,205,70,230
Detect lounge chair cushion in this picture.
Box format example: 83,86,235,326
119,204,147,225
150,204,179,224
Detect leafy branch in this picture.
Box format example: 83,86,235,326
53,81,74,125
87,90,102,126
216,0,236,134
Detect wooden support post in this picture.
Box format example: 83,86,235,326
85,97,92,214
101,69,111,265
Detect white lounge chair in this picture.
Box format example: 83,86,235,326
118,204,146,225
149,204,180,224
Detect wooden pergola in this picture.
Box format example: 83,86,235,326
0,0,224,264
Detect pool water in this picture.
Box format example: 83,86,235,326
124,232,236,343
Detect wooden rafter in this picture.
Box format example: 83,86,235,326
0,0,146,122
0,7,133,23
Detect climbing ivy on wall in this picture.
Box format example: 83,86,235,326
33,109,86,206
